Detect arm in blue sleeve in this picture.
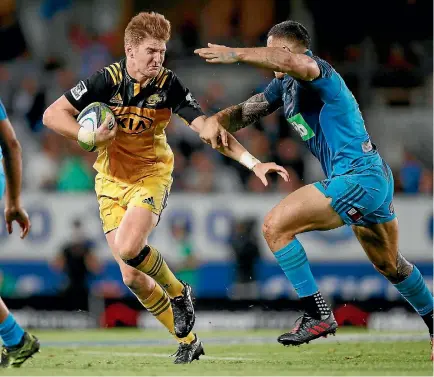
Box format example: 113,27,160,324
0,99,7,120
263,78,284,110
301,56,342,103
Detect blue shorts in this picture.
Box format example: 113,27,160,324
0,163,4,200
314,161,396,226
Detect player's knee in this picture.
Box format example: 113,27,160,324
262,212,277,244
117,242,150,266
262,211,291,245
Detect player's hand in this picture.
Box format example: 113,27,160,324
95,114,117,147
200,117,229,149
4,206,31,239
194,43,240,64
253,162,289,187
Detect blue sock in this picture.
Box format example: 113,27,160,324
274,238,318,298
393,266,434,317
0,314,25,347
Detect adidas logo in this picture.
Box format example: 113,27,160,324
110,93,123,104
142,197,155,208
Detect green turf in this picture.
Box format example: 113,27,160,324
1,329,431,376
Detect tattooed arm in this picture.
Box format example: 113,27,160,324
199,92,278,148
199,77,283,149
215,92,275,133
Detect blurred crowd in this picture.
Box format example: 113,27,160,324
0,0,432,195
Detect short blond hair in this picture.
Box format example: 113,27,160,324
124,12,171,47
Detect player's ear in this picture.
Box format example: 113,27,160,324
125,44,134,59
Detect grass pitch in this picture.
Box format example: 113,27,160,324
1,328,432,376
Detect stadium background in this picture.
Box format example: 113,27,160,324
0,0,432,332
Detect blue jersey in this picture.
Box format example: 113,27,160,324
264,50,382,178
0,99,7,160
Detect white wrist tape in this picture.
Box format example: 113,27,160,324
239,151,261,170
78,127,96,147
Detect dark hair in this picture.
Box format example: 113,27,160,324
267,20,311,49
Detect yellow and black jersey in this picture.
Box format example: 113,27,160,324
64,59,204,183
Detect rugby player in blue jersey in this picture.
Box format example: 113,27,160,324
0,99,39,367
195,21,433,357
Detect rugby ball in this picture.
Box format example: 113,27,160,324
77,102,115,152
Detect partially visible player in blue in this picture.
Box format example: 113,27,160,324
195,21,434,358
0,99,39,367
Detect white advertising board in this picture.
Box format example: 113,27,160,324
0,194,432,262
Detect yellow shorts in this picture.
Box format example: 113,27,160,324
95,173,172,233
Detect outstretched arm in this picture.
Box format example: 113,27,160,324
195,44,320,81
197,91,278,148
190,116,289,186
214,92,275,133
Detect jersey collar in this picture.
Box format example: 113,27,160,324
123,58,165,96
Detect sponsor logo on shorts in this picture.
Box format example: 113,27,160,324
71,81,88,100
346,207,363,222
143,197,155,208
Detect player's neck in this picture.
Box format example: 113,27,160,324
126,59,153,87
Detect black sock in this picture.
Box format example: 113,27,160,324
300,291,331,319
422,310,433,337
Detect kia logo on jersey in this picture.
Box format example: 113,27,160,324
115,114,154,134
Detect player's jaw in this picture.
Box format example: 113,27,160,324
143,64,162,78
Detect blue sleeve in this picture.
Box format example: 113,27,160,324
0,99,7,121
302,56,342,103
263,79,284,110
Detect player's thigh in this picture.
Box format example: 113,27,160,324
352,218,399,273
115,176,172,259
127,175,172,222
263,184,344,247
107,229,133,267
363,162,396,226
114,207,158,259
95,174,126,234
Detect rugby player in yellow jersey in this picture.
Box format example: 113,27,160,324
43,12,289,364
